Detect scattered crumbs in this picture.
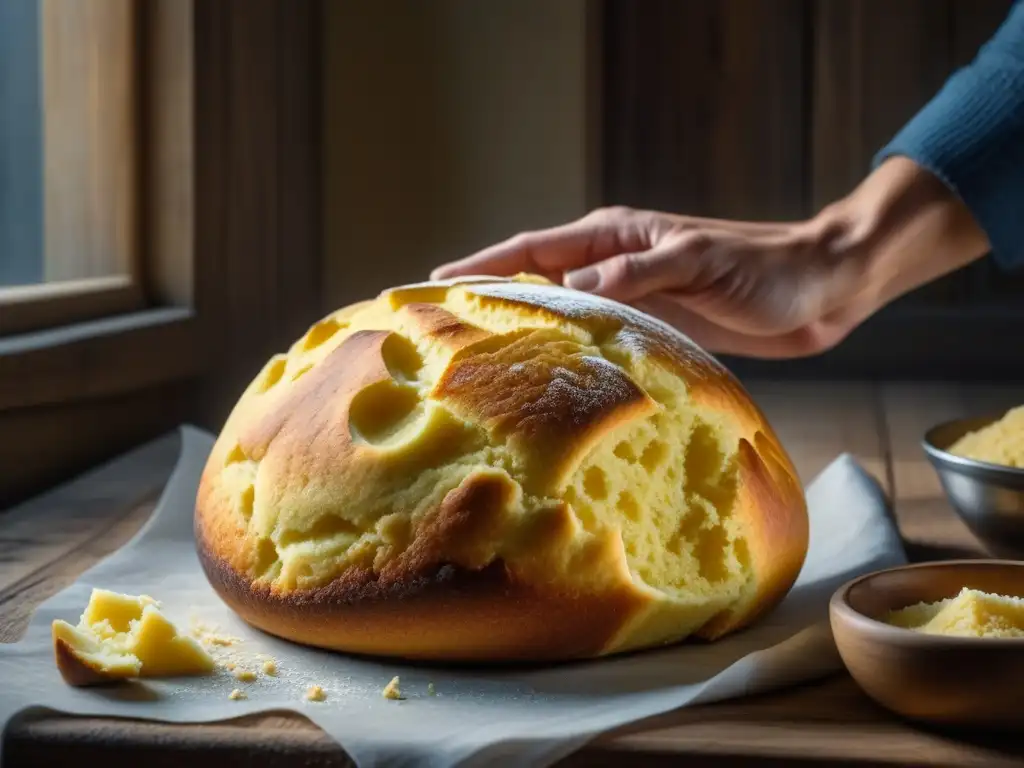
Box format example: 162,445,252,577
306,685,327,702
262,659,278,676
382,676,403,700
190,618,242,647
228,689,247,701
427,682,436,697
223,662,237,671
206,634,242,647
233,668,257,682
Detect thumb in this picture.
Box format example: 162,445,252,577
563,237,699,303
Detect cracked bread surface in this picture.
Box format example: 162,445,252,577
195,273,808,662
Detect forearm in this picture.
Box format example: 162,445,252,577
813,157,990,315
873,0,1024,271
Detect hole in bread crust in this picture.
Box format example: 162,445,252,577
348,381,422,444
640,440,667,471
380,333,424,382
237,485,254,521
253,537,279,577
614,441,637,462
583,466,608,500
291,363,314,382
225,444,246,466
695,525,730,582
302,318,343,351
255,356,287,393
617,490,640,522
278,514,361,548
684,420,737,516
733,538,751,569
387,285,450,309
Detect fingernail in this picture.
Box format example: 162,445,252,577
565,267,599,292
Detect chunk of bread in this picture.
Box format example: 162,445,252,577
52,589,215,686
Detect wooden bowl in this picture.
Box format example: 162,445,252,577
829,560,1024,731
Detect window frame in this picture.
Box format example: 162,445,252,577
0,0,324,509
0,0,201,411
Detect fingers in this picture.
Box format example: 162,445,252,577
563,233,712,303
430,207,651,280
429,220,592,280
632,295,838,360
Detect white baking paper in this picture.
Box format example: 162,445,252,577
0,425,906,767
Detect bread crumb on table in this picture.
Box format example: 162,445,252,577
262,659,278,676
427,682,436,696
233,668,257,682
382,676,403,700
305,685,327,702
228,689,247,701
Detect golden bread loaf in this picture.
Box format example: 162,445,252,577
195,274,808,662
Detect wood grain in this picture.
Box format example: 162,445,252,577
11,382,1024,766
141,0,195,308
0,309,200,412
0,276,143,338
41,0,138,283
602,0,807,220
0,382,192,510
193,0,324,429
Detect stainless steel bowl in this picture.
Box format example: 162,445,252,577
923,415,1024,559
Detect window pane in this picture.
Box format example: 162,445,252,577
0,0,135,289
0,0,44,287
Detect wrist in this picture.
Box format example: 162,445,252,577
822,156,990,311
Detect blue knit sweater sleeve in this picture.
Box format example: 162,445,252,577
874,0,1024,270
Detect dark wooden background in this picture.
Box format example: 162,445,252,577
602,0,1024,380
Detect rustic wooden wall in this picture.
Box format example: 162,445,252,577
602,0,1024,379
604,0,1014,221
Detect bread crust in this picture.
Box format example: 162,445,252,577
53,637,118,687
195,275,808,661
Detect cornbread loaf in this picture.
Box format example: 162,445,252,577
195,274,808,662
52,589,215,686
948,405,1024,468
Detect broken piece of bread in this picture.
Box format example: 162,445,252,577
52,588,216,686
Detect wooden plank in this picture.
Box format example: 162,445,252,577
0,500,157,643
0,276,143,338
0,383,191,509
811,0,952,212
602,0,807,220
41,0,138,282
0,431,178,601
880,382,1024,560
193,0,324,428
141,0,195,308
0,308,200,411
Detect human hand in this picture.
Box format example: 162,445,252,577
431,158,989,359
431,207,874,358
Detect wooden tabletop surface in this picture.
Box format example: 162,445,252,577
4,379,1024,767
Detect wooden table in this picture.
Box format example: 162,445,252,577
4,380,1024,767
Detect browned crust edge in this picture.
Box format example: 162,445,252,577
52,636,127,687
195,537,652,664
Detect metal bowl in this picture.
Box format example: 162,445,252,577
923,415,1024,559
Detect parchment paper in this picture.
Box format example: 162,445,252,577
0,425,906,768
